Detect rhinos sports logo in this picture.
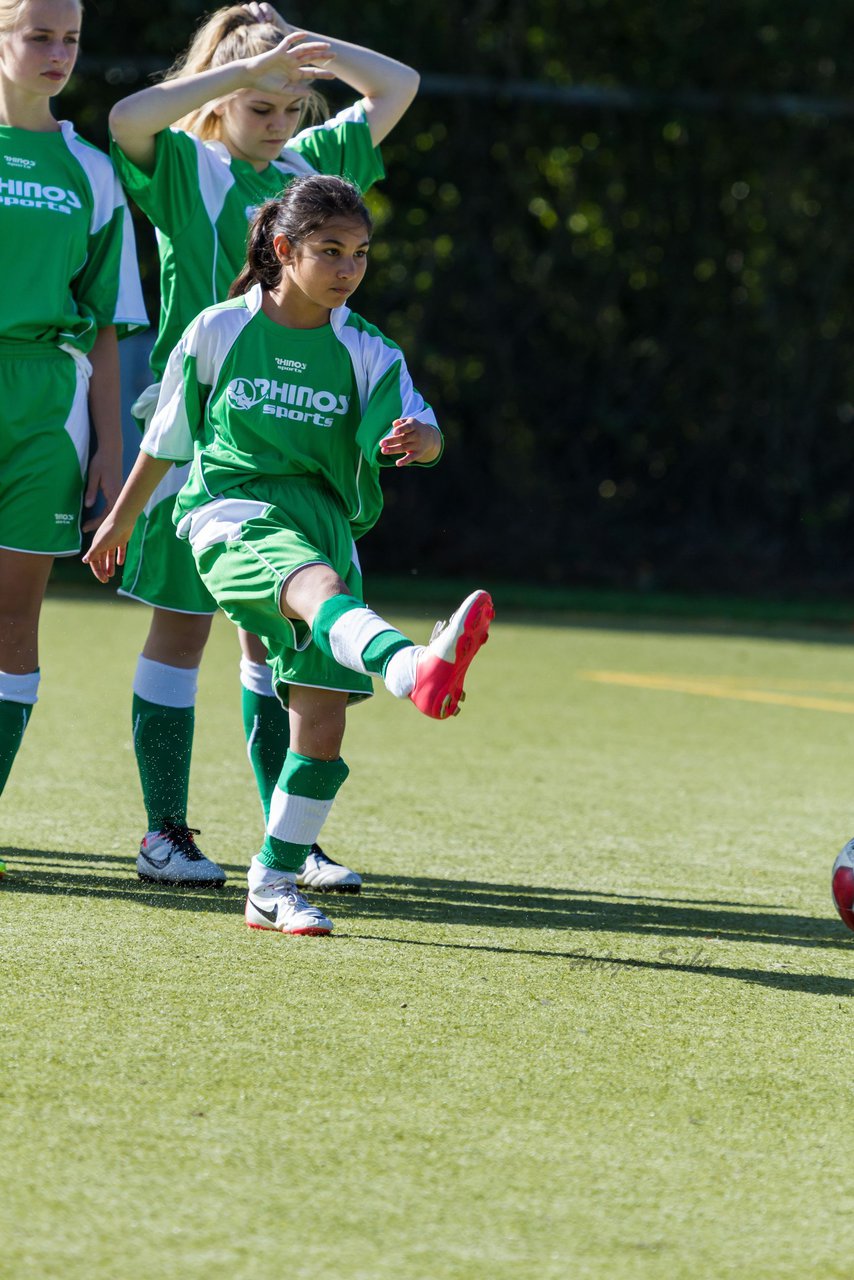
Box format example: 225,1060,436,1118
224,376,350,429
226,378,263,410
0,177,82,215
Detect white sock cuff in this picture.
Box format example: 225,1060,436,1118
268,788,334,847
248,855,295,891
0,668,40,705
384,646,421,699
239,657,275,698
327,608,398,676
133,655,199,709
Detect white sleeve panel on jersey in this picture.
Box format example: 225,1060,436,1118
61,122,147,327
395,357,438,427
333,314,437,426
195,137,236,229
190,288,259,388
61,122,125,234
143,293,259,460
142,336,195,462
114,200,147,327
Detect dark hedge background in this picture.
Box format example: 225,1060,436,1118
66,1,854,591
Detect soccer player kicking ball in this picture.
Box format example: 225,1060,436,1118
85,174,493,936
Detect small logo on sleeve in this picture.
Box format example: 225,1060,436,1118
54,513,75,525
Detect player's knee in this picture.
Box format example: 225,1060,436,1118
145,609,214,666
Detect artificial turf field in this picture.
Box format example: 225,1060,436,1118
2,585,854,1279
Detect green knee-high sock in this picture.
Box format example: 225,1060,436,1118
0,700,32,796
132,694,194,830
259,750,349,873
312,595,412,677
241,687,290,822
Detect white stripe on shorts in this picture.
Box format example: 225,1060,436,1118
180,498,270,552
57,349,92,476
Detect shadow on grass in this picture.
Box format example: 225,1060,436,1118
354,934,854,998
4,849,852,993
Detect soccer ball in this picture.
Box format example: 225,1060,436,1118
831,839,854,931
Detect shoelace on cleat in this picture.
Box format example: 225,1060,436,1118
264,879,327,918
159,820,205,861
308,845,337,869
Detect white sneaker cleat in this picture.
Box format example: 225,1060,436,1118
295,844,362,894
137,821,226,886
245,875,333,935
410,589,494,719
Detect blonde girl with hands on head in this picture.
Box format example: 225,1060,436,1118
0,0,146,874
107,3,419,890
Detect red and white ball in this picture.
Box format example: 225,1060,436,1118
831,839,854,932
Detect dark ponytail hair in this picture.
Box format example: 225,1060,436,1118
229,174,373,298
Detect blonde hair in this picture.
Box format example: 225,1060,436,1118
164,5,326,140
0,0,81,38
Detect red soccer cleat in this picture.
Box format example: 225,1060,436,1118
410,589,494,720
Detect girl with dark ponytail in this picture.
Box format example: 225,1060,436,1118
106,3,420,892
86,172,494,938
231,173,374,297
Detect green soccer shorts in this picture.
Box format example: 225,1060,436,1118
118,384,218,615
187,475,372,705
0,346,90,556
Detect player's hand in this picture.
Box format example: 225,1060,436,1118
244,31,335,92
81,447,122,533
82,512,134,583
243,3,292,34
379,419,442,467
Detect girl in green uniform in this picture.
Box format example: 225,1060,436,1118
86,174,493,936
0,0,146,874
109,2,419,890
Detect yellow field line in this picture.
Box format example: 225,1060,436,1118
581,670,854,714
695,675,854,694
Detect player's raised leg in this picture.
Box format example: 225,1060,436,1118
301,583,495,721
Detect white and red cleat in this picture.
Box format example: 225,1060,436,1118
410,589,494,720
245,875,333,936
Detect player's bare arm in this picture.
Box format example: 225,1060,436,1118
84,452,173,582
83,326,123,532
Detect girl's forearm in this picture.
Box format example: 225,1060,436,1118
292,33,419,144
113,451,175,527
87,325,122,460
108,63,250,165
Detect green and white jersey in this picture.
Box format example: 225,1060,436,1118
0,121,146,353
111,103,384,381
142,283,440,539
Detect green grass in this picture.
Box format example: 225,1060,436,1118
3,587,854,1278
